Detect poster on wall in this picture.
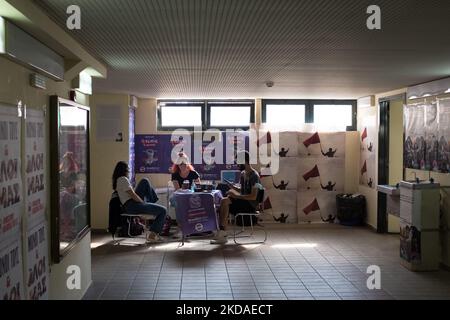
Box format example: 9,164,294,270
404,104,426,170
261,157,298,190
129,108,136,184
437,98,450,173
297,191,338,224
358,107,377,188
298,158,345,192
135,133,247,180
298,132,346,158
273,132,298,158
261,190,297,224
25,109,46,229
360,155,376,188
135,134,173,174
0,237,24,300
424,102,439,171
0,105,22,243
24,221,49,300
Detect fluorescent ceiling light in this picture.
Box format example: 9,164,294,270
445,89,450,93
422,94,431,97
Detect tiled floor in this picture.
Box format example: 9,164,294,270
84,224,450,300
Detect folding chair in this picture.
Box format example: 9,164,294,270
232,188,267,244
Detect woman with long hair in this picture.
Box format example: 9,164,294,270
171,152,201,190
112,161,167,242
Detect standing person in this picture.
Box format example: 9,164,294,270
211,151,262,244
112,161,167,242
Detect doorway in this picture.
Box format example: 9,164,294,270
377,94,405,233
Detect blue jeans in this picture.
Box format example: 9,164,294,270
124,178,167,234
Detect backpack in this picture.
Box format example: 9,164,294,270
119,217,145,237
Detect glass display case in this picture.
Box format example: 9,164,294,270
50,96,90,263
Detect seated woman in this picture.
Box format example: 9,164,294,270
112,161,167,242
171,152,201,191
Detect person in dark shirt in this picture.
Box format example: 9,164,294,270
171,152,201,190
211,151,262,244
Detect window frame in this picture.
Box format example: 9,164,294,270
157,100,206,131
207,100,255,130
262,99,357,131
261,99,309,127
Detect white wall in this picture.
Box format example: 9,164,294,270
90,93,130,229
0,56,92,300
357,88,407,229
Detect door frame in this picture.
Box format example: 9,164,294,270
377,93,406,233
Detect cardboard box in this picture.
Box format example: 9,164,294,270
400,219,440,271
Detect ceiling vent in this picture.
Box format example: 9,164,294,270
0,17,64,81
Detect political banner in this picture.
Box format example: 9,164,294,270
25,109,46,229
0,105,22,243
24,221,49,300
0,237,24,300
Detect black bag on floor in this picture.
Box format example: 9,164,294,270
118,217,145,237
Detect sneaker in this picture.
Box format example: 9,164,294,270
146,231,163,243
210,230,228,244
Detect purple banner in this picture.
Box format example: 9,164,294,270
174,192,219,236
135,135,173,174
129,108,136,184
135,132,249,180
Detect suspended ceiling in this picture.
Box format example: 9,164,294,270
34,0,450,99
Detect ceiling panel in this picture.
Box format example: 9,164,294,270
34,0,450,98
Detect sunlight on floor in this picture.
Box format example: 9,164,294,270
271,243,318,249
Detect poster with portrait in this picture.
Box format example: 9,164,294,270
297,191,338,224
25,109,46,229
358,107,377,188
437,98,450,173
0,237,24,300
404,104,426,170
24,221,49,300
0,105,22,244
298,157,345,192
298,132,346,158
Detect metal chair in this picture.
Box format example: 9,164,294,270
232,188,267,244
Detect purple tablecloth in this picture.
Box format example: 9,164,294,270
174,191,221,237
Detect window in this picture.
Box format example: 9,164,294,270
158,100,255,130
262,99,356,131
313,104,353,131
208,101,254,129
264,103,306,130
158,101,204,130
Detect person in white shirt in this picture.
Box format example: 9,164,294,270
112,161,167,242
